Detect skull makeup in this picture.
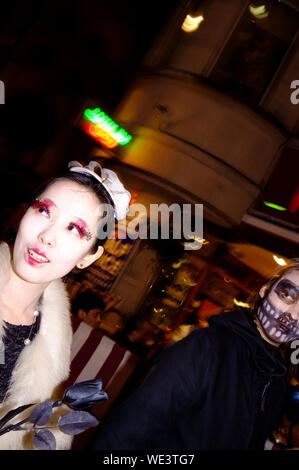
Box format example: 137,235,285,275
257,270,299,345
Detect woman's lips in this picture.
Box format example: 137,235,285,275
26,248,50,266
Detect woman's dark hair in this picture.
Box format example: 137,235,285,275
27,169,116,253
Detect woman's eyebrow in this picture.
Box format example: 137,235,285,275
32,197,56,210
41,197,56,208
74,216,88,229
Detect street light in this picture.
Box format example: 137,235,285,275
181,14,204,33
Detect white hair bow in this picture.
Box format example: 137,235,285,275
68,160,131,220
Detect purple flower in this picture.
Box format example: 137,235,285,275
61,378,108,410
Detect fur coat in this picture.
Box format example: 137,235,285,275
0,242,73,450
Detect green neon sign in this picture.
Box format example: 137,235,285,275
263,201,287,211
83,107,132,146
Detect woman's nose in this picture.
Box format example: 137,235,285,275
38,228,56,247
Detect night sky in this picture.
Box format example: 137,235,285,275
0,0,182,110
0,0,183,235
0,0,183,172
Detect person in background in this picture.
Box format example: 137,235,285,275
115,316,156,357
99,308,124,337
89,260,299,450
72,290,106,329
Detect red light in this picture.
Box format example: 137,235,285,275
80,119,119,148
129,191,138,205
288,185,299,213
87,123,119,149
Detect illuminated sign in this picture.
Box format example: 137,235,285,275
79,106,132,149
263,201,287,212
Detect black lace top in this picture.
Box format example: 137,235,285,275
0,315,41,404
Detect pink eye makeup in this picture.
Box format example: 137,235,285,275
67,219,92,241
31,198,54,216
31,198,92,241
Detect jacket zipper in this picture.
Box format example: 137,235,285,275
260,378,272,411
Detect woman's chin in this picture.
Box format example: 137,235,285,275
12,258,50,284
16,269,47,284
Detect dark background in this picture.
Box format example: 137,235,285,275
0,0,181,110
0,0,182,235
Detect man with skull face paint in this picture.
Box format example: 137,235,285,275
90,261,299,451
256,271,299,346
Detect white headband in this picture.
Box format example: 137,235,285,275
68,160,131,220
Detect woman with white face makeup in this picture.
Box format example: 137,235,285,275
0,161,130,449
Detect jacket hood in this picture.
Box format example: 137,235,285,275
209,308,287,378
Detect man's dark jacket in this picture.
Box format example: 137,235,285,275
90,308,287,450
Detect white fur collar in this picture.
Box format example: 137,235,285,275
0,242,72,405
